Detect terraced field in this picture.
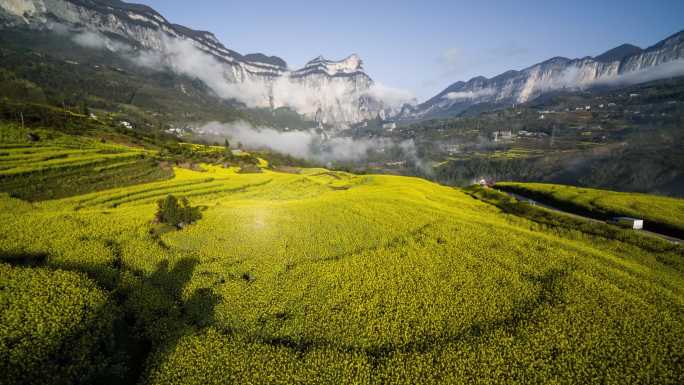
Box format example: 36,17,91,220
0,127,173,200
1,136,683,384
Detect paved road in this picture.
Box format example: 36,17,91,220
502,190,683,245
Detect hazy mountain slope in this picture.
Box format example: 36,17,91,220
0,27,314,129
409,30,684,119
0,0,392,125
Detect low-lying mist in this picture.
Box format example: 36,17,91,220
194,121,430,171
52,24,415,118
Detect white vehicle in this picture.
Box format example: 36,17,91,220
608,217,644,230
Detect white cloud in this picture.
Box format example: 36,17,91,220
72,31,108,49
66,27,132,53
363,83,416,108
519,59,684,102
63,28,413,121
48,22,70,35
193,120,426,167
593,59,684,87
445,88,495,100
198,121,314,158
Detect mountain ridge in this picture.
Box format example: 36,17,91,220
595,43,643,63
0,0,391,126
406,30,684,119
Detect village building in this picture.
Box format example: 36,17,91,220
491,130,513,142
382,122,397,130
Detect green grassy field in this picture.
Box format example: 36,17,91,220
1,132,683,384
496,182,684,237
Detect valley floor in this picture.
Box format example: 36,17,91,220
1,162,684,384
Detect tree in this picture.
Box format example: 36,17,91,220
80,100,90,116
155,195,201,228
224,139,232,157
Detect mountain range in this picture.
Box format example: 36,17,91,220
406,30,684,119
0,0,394,126
0,0,683,126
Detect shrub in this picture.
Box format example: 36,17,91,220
155,195,202,228
237,163,262,174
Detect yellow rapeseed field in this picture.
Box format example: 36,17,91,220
1,140,683,384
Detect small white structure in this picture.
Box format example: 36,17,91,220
382,122,397,130
386,161,406,167
119,121,133,129
491,130,513,142
478,178,494,188
609,217,644,230
165,127,191,136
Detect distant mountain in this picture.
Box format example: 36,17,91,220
406,30,684,120
594,44,643,63
0,0,391,126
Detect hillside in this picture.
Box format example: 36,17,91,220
1,25,683,198
0,0,391,126
405,30,684,119
382,77,684,196
0,28,314,130
1,125,683,384
496,182,684,238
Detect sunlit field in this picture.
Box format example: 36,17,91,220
1,135,683,384
1,0,683,381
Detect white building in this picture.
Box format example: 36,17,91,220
491,130,513,142
382,122,397,131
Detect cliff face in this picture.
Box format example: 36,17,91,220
0,0,390,126
281,55,383,124
411,31,684,119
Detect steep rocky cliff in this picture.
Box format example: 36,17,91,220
0,0,391,126
410,30,684,119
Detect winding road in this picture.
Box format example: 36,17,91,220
501,191,683,245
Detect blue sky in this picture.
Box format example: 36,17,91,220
143,0,683,101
